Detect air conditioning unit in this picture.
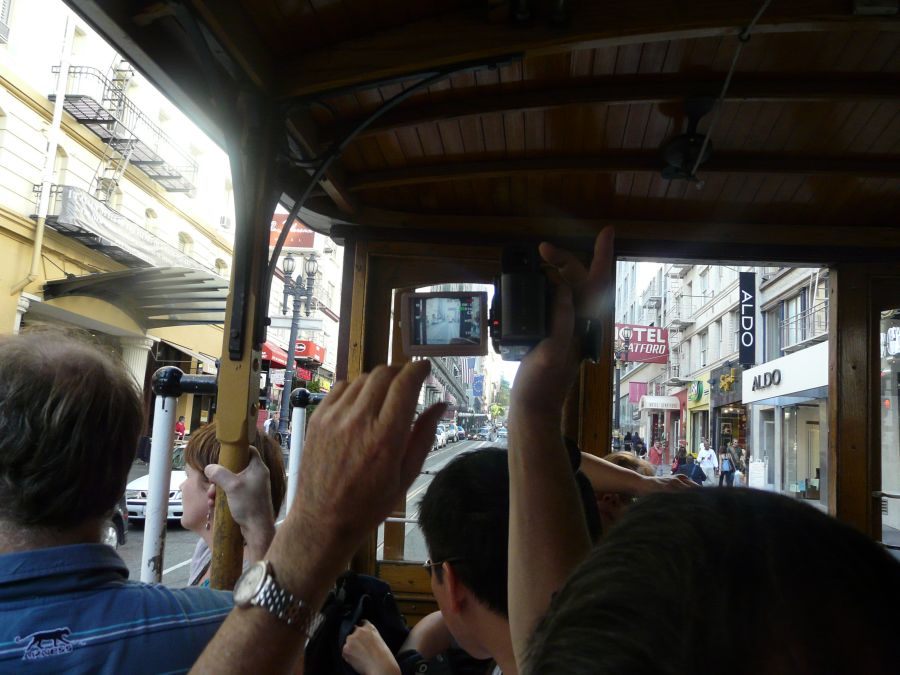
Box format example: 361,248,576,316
219,215,232,229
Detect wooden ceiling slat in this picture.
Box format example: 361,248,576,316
854,104,900,154
622,102,654,150
660,39,686,73
355,135,390,169
571,49,595,78
592,45,618,76
509,176,528,217
320,74,900,146
637,41,670,74
436,120,466,157
480,113,506,156
833,102,880,153
581,104,610,154
349,154,900,193
523,109,545,153
394,126,427,162
458,115,487,155
374,132,408,168
503,112,526,157
737,102,786,151
615,43,644,75
641,105,681,150
415,122,446,159
860,32,900,72
606,103,630,150
834,32,888,72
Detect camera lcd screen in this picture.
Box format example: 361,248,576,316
411,296,481,345
400,292,488,356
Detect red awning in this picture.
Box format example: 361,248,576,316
261,341,289,367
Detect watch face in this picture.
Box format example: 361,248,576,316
234,561,267,605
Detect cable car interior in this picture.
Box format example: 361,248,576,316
64,0,899,631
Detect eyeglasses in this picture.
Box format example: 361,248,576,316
422,557,464,575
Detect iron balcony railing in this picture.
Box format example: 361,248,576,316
49,66,197,192
664,295,703,327
36,184,215,274
780,300,829,350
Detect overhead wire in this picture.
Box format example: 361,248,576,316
688,0,774,184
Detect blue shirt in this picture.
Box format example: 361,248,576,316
0,543,232,673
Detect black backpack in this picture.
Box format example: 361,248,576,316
304,571,410,674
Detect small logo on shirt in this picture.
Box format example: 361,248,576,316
14,627,83,661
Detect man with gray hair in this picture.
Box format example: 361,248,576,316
0,330,232,672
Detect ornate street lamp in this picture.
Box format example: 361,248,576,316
613,326,633,439
277,253,318,445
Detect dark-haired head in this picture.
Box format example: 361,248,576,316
419,448,600,619
0,329,143,533
525,488,900,675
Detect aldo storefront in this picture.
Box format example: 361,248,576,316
743,341,829,505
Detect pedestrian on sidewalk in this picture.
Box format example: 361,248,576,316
698,441,718,486
719,444,738,487
648,440,665,476
674,454,708,486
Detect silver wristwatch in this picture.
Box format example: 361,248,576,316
233,560,312,630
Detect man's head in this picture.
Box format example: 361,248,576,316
0,330,142,538
419,448,599,657
525,489,900,675
685,454,695,465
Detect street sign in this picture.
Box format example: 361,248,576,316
267,317,324,331
473,374,484,397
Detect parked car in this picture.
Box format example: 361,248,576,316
497,428,508,440
102,495,129,549
445,424,457,443
455,425,466,441
435,424,449,448
125,445,187,524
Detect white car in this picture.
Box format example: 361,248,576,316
125,446,187,523
435,424,449,448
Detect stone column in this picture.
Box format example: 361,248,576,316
120,336,157,390
12,296,30,334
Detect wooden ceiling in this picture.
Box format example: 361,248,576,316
68,0,900,247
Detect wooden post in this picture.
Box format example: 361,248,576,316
210,104,281,589
829,264,874,534
383,288,413,561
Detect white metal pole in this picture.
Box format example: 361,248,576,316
286,404,307,512
141,394,178,583
10,17,74,295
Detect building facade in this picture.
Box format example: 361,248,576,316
1,0,238,432
616,260,830,508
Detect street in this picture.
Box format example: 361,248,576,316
119,437,503,586
427,318,457,344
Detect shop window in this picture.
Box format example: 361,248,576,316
765,307,782,361
178,232,193,255
716,319,724,361
699,330,708,368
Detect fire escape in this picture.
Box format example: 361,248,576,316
37,61,205,271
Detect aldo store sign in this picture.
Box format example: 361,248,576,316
751,369,782,391
738,272,756,367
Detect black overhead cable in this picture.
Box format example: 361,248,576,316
688,0,774,184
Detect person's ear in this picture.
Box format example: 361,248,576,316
442,562,468,613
